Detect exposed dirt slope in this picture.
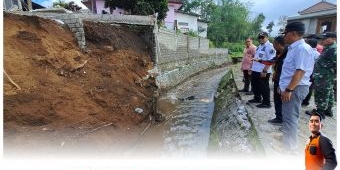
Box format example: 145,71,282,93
3,12,156,158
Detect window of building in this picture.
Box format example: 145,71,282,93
178,22,189,26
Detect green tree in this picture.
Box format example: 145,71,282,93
180,0,265,46
53,1,82,11
277,15,288,33
53,0,68,8
250,13,265,36
104,0,168,22
104,0,136,11
179,0,216,21
66,1,82,11
134,0,168,22
179,0,201,13
266,21,274,35
207,0,252,45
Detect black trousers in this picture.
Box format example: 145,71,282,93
251,71,271,105
242,70,252,91
273,81,282,120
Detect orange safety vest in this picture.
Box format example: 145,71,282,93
305,135,325,170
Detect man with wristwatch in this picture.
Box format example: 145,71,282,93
278,21,315,152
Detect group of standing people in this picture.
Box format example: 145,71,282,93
239,21,337,169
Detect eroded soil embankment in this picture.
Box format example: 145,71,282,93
4,12,156,157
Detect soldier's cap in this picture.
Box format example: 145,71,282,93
319,32,337,39
258,31,268,38
283,21,305,33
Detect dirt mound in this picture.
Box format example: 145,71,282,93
3,12,156,157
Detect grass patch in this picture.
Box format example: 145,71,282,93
229,52,243,58
229,52,243,64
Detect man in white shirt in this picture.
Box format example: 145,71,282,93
279,21,315,151
248,32,276,108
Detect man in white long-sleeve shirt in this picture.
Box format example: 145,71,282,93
279,21,315,151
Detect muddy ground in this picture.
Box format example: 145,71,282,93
3,12,157,158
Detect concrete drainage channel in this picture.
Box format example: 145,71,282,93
148,67,265,158
208,70,265,158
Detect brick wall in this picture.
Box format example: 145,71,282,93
154,28,229,90
155,28,228,71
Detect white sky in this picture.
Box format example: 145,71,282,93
240,0,337,35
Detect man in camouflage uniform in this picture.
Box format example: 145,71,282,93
306,32,337,118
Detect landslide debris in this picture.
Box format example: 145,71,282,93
4,12,156,157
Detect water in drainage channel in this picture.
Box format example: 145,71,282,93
157,67,228,158
127,67,260,159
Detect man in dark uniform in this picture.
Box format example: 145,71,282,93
306,32,337,118
305,111,337,170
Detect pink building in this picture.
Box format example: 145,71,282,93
165,0,183,29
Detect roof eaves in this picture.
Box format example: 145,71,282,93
197,19,209,23
288,9,336,21
175,10,200,17
298,1,336,14
299,7,337,15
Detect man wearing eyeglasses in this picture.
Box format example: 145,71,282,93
279,21,315,152
305,111,337,170
248,32,276,108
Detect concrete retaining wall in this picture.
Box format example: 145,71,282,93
208,70,263,157
154,28,229,90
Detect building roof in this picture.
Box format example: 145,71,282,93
197,19,209,23
298,0,336,15
288,9,336,21
175,9,200,17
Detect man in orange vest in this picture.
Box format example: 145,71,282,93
305,111,337,170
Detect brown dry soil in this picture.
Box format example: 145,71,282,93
3,12,157,158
